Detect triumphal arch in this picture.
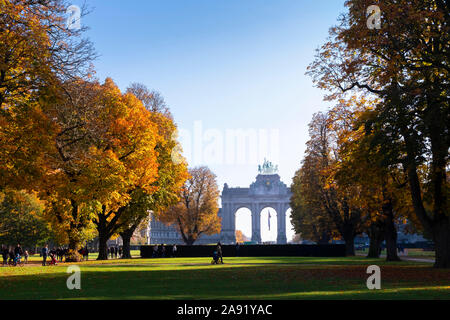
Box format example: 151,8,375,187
218,160,292,244
148,160,292,244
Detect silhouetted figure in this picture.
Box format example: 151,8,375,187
172,244,177,257
41,245,49,266
217,242,223,263
1,245,8,266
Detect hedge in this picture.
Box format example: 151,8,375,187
140,244,346,258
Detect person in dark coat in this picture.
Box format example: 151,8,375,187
8,248,15,265
217,242,223,264
14,244,23,258
41,245,49,266
84,246,89,261
1,245,8,266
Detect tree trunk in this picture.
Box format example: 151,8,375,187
65,200,82,262
96,209,114,260
367,223,384,258
97,233,109,260
433,219,450,268
383,199,400,261
66,237,82,262
185,237,196,245
342,228,355,256
120,228,134,259
318,231,331,244
344,238,355,256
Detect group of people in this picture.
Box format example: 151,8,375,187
1,244,28,266
41,245,68,266
108,246,122,259
152,244,177,258
1,243,91,267
79,246,89,261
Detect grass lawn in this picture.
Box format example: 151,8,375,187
0,256,449,300
25,250,141,262
356,248,436,259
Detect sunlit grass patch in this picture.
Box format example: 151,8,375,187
0,256,448,300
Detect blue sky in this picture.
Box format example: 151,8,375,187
76,0,347,240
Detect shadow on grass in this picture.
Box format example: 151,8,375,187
0,262,448,300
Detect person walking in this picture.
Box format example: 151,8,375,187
83,246,89,261
217,242,223,264
24,250,29,264
14,244,23,258
8,248,14,265
41,245,49,266
152,244,159,258
14,244,23,265
1,245,8,266
172,244,177,258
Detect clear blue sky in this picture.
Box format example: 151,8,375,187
77,0,347,240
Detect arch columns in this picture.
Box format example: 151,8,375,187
276,202,288,244
220,202,235,243
251,203,261,244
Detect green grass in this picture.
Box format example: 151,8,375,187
25,250,141,262
356,248,435,259
1,256,448,300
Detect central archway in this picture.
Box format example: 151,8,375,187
260,207,278,243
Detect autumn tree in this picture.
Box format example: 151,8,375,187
35,78,159,261
0,189,52,248
290,155,335,244
327,98,409,261
116,84,188,259
0,0,95,109
0,0,95,209
308,0,449,267
89,87,160,260
291,112,365,255
0,99,55,191
235,230,249,243
127,83,171,117
159,166,221,245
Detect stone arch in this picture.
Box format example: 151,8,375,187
259,206,278,243
234,206,252,242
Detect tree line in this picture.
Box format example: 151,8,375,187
0,0,221,261
290,0,449,268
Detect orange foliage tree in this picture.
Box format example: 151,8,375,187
38,78,159,261
308,0,449,267
114,84,189,259
159,166,221,245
